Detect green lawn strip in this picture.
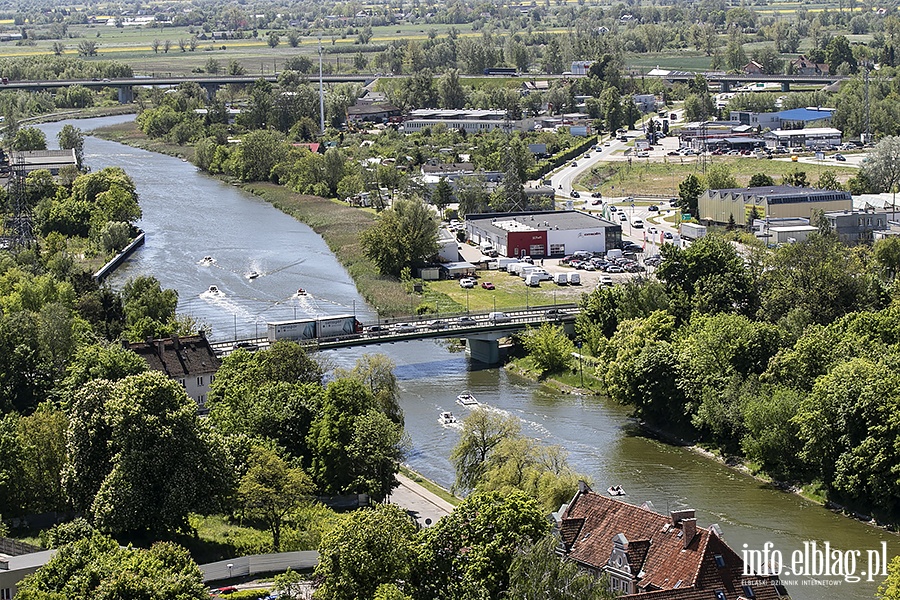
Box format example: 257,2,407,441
426,273,576,313
506,354,604,394
398,465,461,506
577,157,859,197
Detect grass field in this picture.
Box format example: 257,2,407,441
576,156,861,198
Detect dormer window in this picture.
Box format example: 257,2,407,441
714,554,726,568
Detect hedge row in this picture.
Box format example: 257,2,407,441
527,134,599,181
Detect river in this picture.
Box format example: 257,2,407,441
39,115,899,599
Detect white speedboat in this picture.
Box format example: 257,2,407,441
208,285,220,294
200,256,215,265
456,391,479,407
247,271,260,280
297,288,307,296
438,411,457,425
607,485,626,497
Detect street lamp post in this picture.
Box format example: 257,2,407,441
466,288,469,314
575,341,584,388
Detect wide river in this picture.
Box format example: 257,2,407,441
40,115,898,599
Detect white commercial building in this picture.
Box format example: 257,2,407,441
465,211,622,258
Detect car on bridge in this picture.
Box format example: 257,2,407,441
488,312,512,324
427,320,447,330
457,316,478,326
544,308,566,319
394,323,418,333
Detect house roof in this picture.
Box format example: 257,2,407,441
346,103,401,116
127,333,221,378
559,485,784,600
776,107,833,122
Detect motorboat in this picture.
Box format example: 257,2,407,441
247,271,260,279
200,256,215,265
297,288,307,296
456,391,479,407
208,285,220,294
438,411,458,425
607,485,626,497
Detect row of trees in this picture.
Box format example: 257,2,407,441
576,231,900,520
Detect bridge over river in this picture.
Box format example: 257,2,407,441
210,304,579,364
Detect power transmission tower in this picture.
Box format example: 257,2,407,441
3,150,34,250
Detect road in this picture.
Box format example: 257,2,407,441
390,473,456,527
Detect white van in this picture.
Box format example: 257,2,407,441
567,272,581,285
528,268,553,281
554,272,568,285
525,273,542,287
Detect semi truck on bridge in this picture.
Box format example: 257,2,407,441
267,314,362,342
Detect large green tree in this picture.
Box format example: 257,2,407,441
795,358,900,516
16,534,207,600
360,198,439,277
412,489,550,600
450,408,520,492
314,504,419,600
73,372,224,535
509,534,614,600
239,446,315,551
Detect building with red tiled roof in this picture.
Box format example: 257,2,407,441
558,483,790,599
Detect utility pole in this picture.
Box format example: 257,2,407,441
318,36,325,133
864,62,871,145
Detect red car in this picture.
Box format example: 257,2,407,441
211,586,238,596
481,282,495,290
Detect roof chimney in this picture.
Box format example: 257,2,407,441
670,508,695,526
682,518,697,549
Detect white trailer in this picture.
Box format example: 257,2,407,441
317,314,362,338
680,222,707,240
267,319,317,342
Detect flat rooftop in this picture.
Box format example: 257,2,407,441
467,211,617,234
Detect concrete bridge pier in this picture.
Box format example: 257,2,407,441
117,85,133,104
719,80,731,93
465,333,505,365
781,81,791,92
201,83,220,101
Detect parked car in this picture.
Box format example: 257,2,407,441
459,277,476,288
606,265,624,273
521,256,534,264
591,199,601,205
481,281,495,290
648,204,659,212
599,275,613,286
571,190,580,198
591,192,602,198
212,586,239,595
619,213,627,221
571,161,578,167
457,316,477,326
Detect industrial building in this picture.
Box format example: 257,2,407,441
400,109,533,134
700,186,852,226
464,210,621,258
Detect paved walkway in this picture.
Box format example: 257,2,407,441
390,472,456,527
